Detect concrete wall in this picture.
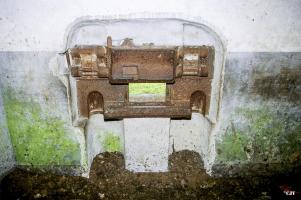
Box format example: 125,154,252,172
1,0,300,51
0,52,87,175
214,52,301,175
0,0,300,176
0,86,15,178
213,52,301,176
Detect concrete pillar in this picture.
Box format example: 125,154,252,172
85,114,124,169
169,113,212,167
124,118,170,172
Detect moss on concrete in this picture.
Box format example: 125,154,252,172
217,105,301,163
103,133,121,152
216,128,249,162
278,123,301,163
3,88,81,166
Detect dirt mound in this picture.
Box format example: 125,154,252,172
1,150,300,199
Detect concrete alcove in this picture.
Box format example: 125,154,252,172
191,90,206,114
62,17,226,174
87,91,104,115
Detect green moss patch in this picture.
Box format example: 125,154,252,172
3,88,80,166
103,133,121,152
217,106,301,163
216,127,249,162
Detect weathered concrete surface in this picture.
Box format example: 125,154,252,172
0,86,15,178
1,1,301,52
124,118,170,172
0,6,300,177
0,51,300,177
169,113,212,167
0,16,226,175
0,52,85,175
85,114,124,170
214,52,301,175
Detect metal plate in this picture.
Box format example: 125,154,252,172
66,37,214,119
110,48,175,83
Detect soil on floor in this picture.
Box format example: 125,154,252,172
1,150,300,199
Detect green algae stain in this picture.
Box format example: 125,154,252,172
217,106,301,163
216,126,249,162
3,88,81,166
103,133,121,152
279,123,301,163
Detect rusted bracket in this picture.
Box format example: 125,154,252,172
66,37,214,119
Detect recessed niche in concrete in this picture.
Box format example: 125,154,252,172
62,17,225,173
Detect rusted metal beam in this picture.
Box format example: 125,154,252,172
66,37,214,119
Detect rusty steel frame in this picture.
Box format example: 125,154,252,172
66,37,214,119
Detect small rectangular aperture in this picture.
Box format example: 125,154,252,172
129,83,166,102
